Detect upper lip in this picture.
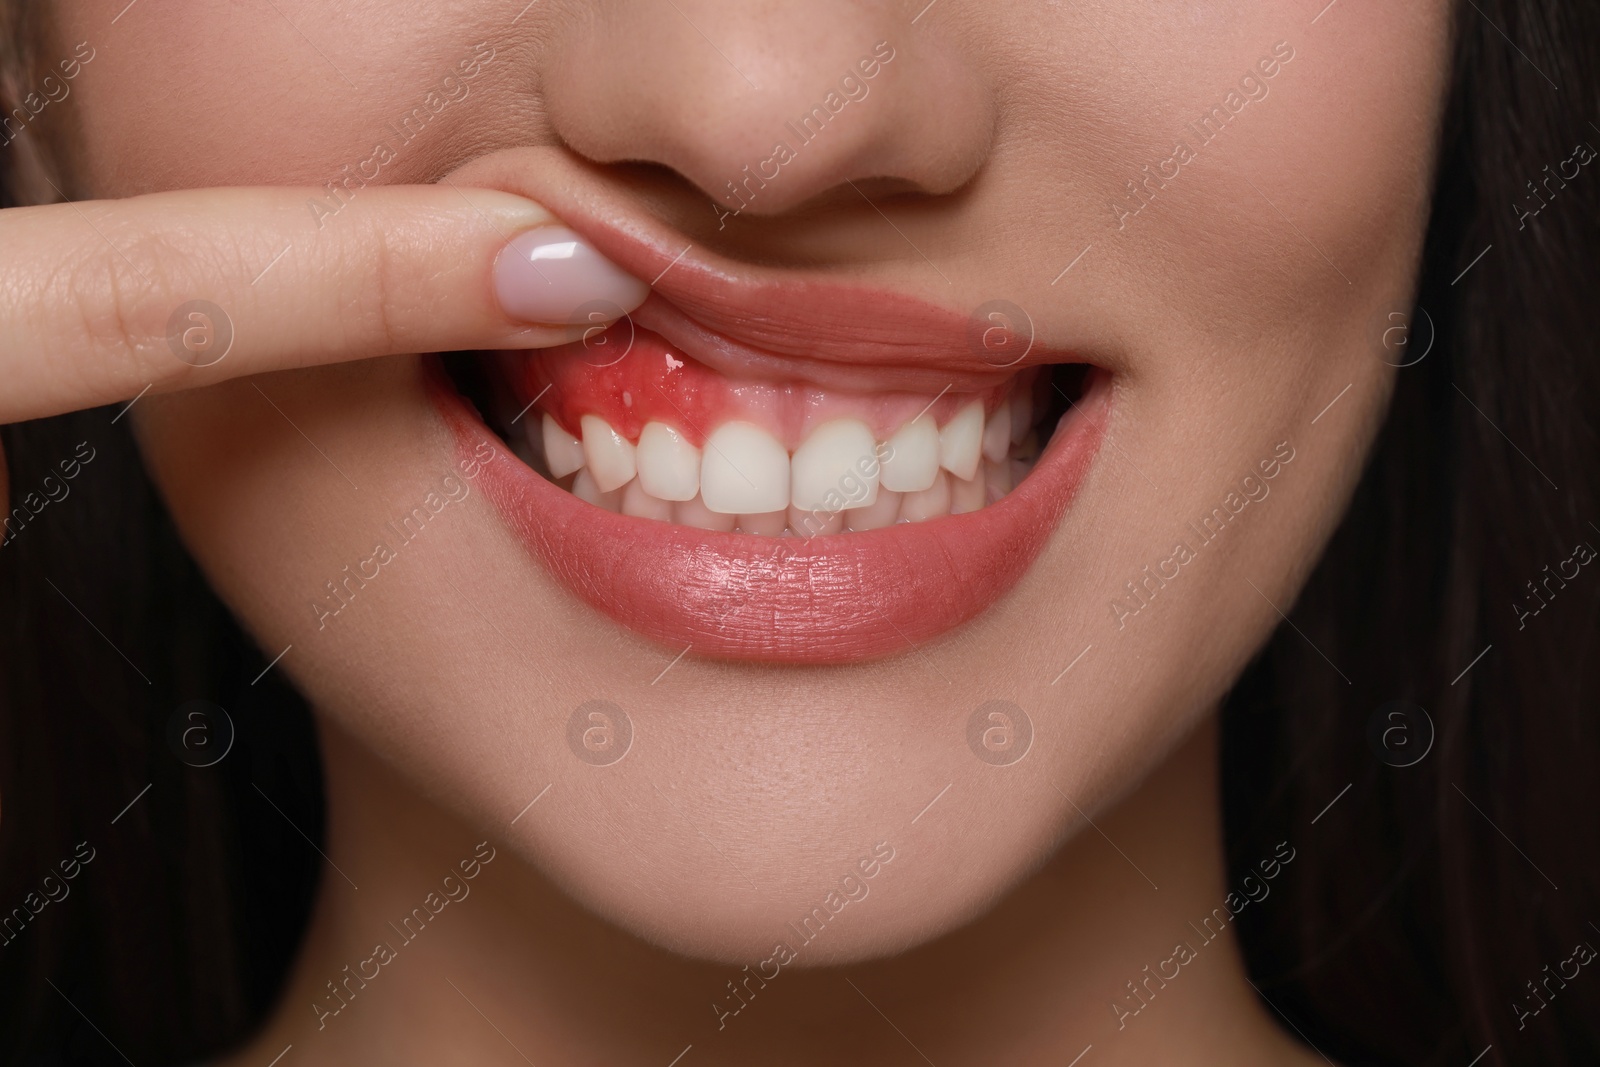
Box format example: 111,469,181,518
583,225,1074,394
450,149,1100,394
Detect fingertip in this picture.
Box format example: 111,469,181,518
493,225,650,328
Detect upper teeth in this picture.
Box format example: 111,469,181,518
580,414,636,493
789,419,881,512
701,421,791,515
880,414,939,493
531,390,1033,533
635,422,700,501
542,417,586,479
982,402,1011,462
938,401,984,482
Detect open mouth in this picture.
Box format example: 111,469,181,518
460,329,1066,534
430,234,1109,663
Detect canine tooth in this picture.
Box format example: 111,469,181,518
880,415,939,493
899,470,951,523
847,488,901,531
982,404,1011,463
950,468,986,514
738,511,787,536
541,414,585,478
580,414,636,492
572,469,622,512
939,401,983,481
788,504,844,537
636,422,700,501
1009,389,1032,445
621,481,673,521
790,418,879,511
701,421,789,514
674,495,736,531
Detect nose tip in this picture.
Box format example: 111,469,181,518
540,4,994,216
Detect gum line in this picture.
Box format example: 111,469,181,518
493,324,1015,450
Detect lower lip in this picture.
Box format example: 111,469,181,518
429,364,1110,664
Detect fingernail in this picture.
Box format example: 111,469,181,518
494,226,650,325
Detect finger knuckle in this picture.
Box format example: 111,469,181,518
58,225,212,391
339,215,405,355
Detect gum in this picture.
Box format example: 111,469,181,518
495,324,1025,450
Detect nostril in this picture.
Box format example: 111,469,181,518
541,12,996,223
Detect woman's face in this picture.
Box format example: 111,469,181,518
67,0,1450,962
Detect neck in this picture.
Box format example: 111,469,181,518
226,716,1317,1067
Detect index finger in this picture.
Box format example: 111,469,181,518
0,184,649,423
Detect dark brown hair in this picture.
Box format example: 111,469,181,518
1222,2,1600,1063
2,1,1597,1064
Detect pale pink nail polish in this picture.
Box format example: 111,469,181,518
493,226,650,325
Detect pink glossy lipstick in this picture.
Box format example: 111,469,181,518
435,217,1109,662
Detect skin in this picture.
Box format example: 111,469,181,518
4,0,1454,1062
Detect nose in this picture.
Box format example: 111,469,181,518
539,1,995,216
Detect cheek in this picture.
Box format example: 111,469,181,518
1050,5,1452,341
1234,26,1449,309
58,0,509,193
988,4,1450,820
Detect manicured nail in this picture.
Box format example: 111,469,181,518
494,226,650,325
